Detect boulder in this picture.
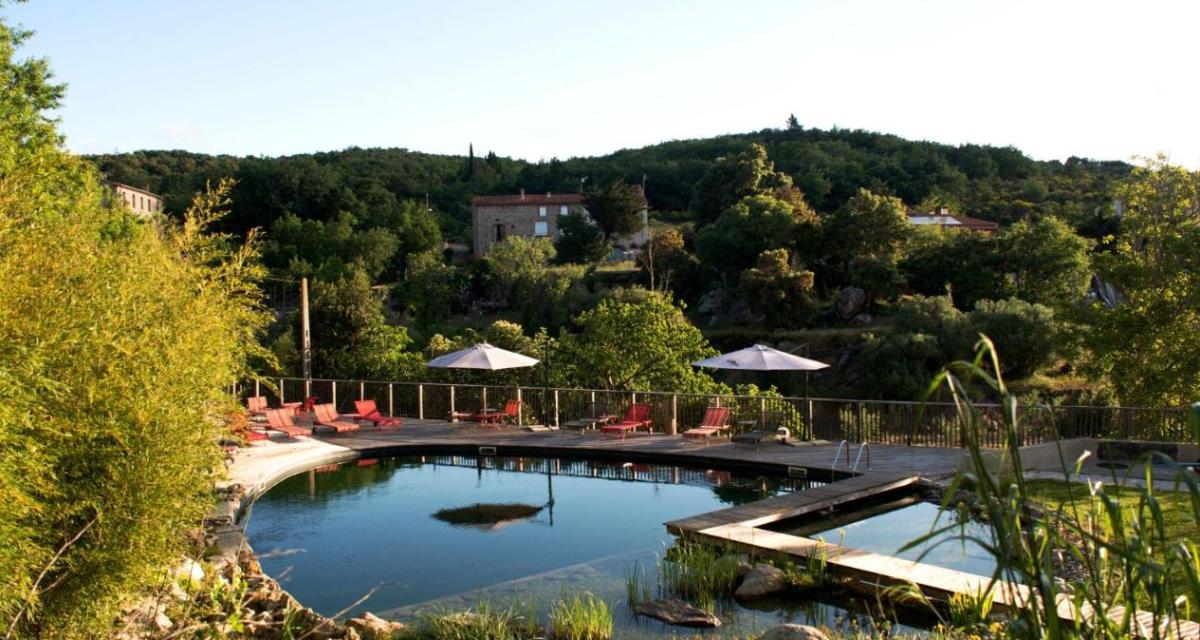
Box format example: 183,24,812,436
758,624,830,640
850,312,873,326
346,612,406,639
834,287,867,320
634,599,721,628
172,557,205,585
735,563,787,599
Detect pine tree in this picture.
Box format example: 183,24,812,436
786,113,802,130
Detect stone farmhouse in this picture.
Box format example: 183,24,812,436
471,188,649,258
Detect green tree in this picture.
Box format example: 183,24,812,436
901,226,1011,309
694,194,799,278
738,249,816,326
398,248,458,327
555,292,721,392
583,178,645,240
0,21,271,635
309,269,422,380
554,209,610,264
823,188,911,273
690,143,776,224
998,216,1092,307
1084,157,1200,405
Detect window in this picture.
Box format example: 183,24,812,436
560,205,569,215
538,206,547,217
494,224,507,242
534,221,549,236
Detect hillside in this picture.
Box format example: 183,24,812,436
89,123,1131,242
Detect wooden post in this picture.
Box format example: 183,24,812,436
331,382,337,409
481,387,488,414
417,384,425,420
301,277,311,385
254,379,260,397
279,378,285,404
359,382,364,400
553,389,560,428
388,383,394,417
669,394,678,435
449,385,456,421
516,388,523,426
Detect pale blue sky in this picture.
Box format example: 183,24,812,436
7,0,1198,165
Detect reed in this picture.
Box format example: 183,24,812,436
907,336,1200,638
547,592,613,640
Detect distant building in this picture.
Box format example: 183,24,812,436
471,188,649,258
906,206,999,233
107,182,164,218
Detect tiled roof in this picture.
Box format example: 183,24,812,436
472,193,585,206
906,207,998,232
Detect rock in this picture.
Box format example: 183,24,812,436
850,312,873,326
696,289,728,316
346,611,406,638
153,610,173,631
758,623,830,640
834,287,867,320
635,599,721,628
736,557,754,578
735,563,787,599
173,557,205,585
343,629,362,640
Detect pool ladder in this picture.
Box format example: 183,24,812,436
831,440,871,472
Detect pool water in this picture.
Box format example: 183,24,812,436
803,501,997,577
244,454,915,637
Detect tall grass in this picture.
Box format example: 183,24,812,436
409,601,540,640
909,336,1200,639
656,541,742,610
548,592,612,640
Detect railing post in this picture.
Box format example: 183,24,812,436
359,382,364,400
482,387,488,414
516,387,523,426
388,383,394,417
449,385,456,421
304,378,311,401
553,389,560,428
418,384,425,420
332,382,337,409
669,394,678,435
254,379,260,397
279,378,285,404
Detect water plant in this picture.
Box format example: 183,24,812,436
656,541,742,608
908,336,1200,638
409,601,540,640
623,561,652,608
547,592,612,640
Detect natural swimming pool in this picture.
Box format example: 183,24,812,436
244,453,918,637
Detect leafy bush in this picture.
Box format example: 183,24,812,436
968,298,1058,377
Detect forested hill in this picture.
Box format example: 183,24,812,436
89,123,1131,241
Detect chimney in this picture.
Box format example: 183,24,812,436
546,192,551,198
519,188,525,200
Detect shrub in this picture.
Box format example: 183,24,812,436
967,298,1058,377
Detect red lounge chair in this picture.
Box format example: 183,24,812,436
313,403,360,434
473,399,521,427
264,408,311,439
354,399,401,428
600,403,653,438
682,406,731,442
245,395,269,417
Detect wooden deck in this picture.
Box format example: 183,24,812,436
666,471,919,533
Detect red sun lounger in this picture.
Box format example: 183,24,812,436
264,408,311,439
682,406,731,441
600,403,653,438
354,399,401,428
313,403,360,434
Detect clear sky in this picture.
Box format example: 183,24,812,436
6,0,1198,166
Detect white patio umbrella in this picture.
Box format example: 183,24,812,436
692,344,829,432
425,342,539,370
425,343,539,425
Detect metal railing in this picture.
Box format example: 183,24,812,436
236,377,1191,448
